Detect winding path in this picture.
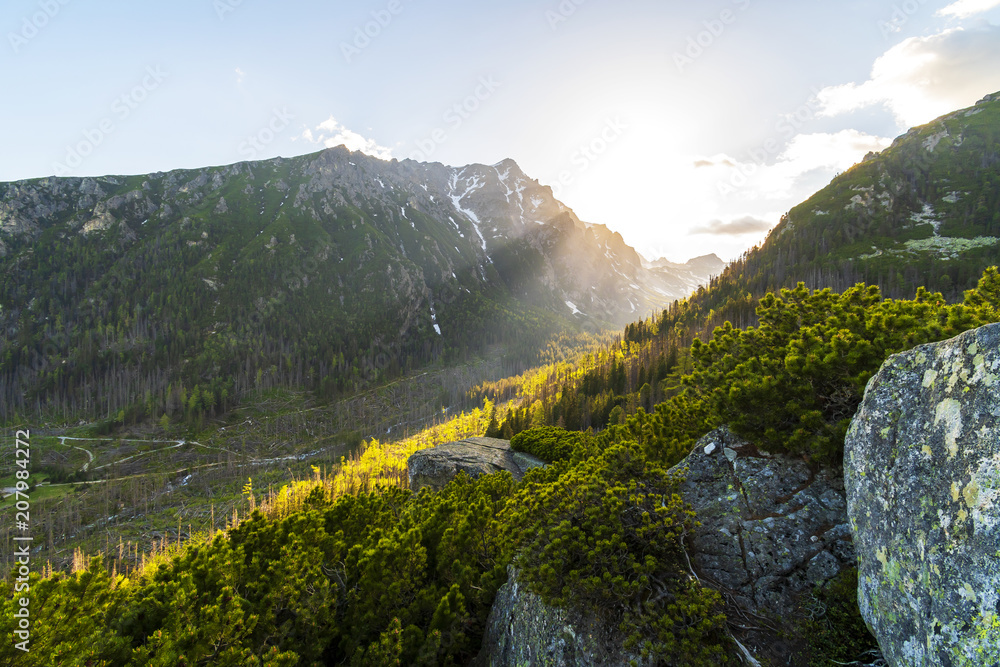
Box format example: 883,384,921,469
58,437,96,472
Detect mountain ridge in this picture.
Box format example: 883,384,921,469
0,147,721,423
661,90,1000,338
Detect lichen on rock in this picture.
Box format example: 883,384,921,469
475,567,646,667
845,322,1000,666
673,427,855,617
662,427,857,664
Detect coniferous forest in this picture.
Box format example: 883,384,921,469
3,265,998,665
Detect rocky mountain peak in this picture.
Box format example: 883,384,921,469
0,146,726,419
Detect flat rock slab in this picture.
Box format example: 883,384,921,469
846,323,1000,666
407,437,546,492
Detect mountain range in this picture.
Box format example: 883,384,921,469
7,90,996,428
0,148,723,422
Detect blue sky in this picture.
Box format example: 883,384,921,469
3,0,1000,261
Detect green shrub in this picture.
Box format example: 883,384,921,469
668,269,1000,463
2,473,517,666
509,426,589,462
802,568,880,667
503,441,728,665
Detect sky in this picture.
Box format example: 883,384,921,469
3,0,1000,262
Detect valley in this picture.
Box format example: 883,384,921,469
1,91,999,666
0,343,607,574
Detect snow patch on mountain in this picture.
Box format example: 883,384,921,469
911,203,941,236
429,302,441,336
448,168,489,254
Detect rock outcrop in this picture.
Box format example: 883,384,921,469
670,427,856,664
475,427,855,666
845,323,1000,666
406,437,545,492
676,427,855,616
475,567,644,667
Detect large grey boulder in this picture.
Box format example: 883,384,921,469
845,323,1000,666
475,567,645,667
406,437,545,492
675,427,855,615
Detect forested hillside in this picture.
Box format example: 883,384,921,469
6,266,998,666
675,91,1000,340
478,268,1000,462
0,149,721,425
471,92,1000,453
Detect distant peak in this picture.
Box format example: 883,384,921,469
490,158,527,179
491,157,519,169
688,253,723,263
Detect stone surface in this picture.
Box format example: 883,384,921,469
406,437,545,492
476,428,854,667
673,427,855,618
474,567,646,667
845,323,1000,666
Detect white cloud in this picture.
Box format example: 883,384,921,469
710,130,892,200
764,130,891,198
298,116,393,160
693,155,736,169
938,0,1000,18
777,131,892,174
235,67,245,84
627,128,889,261
689,215,775,236
816,26,1000,127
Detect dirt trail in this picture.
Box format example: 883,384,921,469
58,437,96,472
